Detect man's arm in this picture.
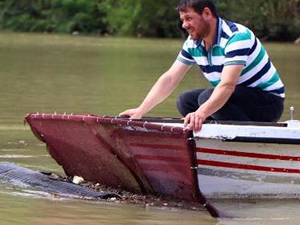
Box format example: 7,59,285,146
119,60,191,119
184,64,244,131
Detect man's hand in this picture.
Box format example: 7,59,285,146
119,108,143,119
183,65,243,131
184,110,207,132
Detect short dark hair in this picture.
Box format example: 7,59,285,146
176,0,218,17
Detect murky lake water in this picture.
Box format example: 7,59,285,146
0,32,299,224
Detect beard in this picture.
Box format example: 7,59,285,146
189,21,211,40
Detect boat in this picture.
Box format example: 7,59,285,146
24,112,300,217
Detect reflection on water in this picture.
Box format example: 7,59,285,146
215,199,300,225
0,185,214,225
0,32,299,224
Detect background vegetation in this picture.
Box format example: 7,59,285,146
0,0,299,41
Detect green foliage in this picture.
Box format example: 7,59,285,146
0,0,108,34
216,0,300,41
0,0,299,41
99,0,180,37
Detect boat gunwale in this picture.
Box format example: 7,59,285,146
25,113,193,137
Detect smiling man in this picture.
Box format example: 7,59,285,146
120,0,285,131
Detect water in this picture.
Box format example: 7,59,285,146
0,32,299,224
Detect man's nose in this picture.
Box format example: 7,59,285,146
182,21,188,29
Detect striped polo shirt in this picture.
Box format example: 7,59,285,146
177,18,285,98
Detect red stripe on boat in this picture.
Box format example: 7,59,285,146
130,143,183,151
196,148,300,161
133,154,184,163
197,160,300,173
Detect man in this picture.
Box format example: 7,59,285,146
120,0,285,131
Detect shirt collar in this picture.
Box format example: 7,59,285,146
213,17,222,46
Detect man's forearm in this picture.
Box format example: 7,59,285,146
136,61,191,116
137,72,181,115
119,61,191,118
197,82,235,118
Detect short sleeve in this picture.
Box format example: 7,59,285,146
176,39,196,65
224,30,253,66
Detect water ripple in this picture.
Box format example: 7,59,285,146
0,155,34,159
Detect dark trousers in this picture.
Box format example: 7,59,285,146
176,86,284,122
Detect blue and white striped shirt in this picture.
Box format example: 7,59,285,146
177,18,285,98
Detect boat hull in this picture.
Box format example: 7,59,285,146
25,113,300,202
196,139,300,199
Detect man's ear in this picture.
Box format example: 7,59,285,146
201,7,213,20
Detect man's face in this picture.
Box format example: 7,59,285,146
179,7,210,40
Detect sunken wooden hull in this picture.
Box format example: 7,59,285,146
25,113,201,202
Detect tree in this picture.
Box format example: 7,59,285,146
0,0,108,34
99,0,180,37
216,0,300,41
0,0,299,41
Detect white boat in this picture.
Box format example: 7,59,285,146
194,119,300,199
